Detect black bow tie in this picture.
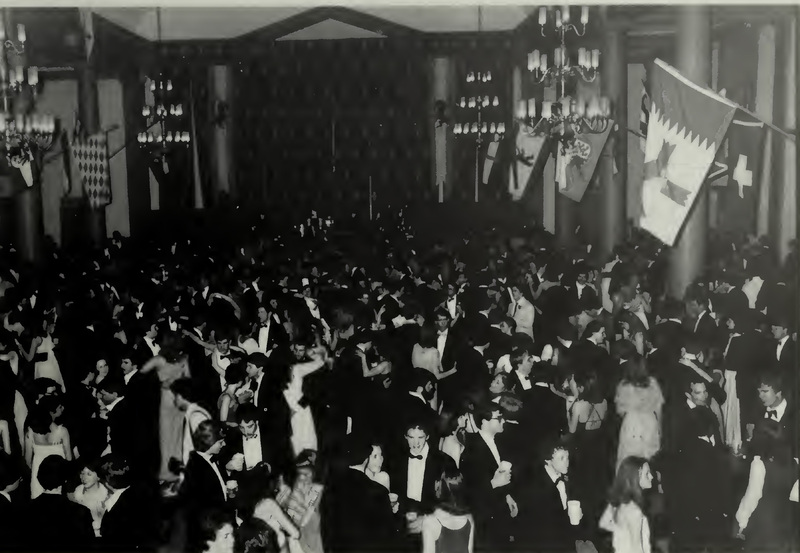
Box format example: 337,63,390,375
555,476,567,486
409,454,424,460
767,410,778,420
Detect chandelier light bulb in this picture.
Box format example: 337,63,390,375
498,122,506,134
555,10,562,27
0,20,5,42
516,100,526,120
482,96,490,107
468,97,476,109
492,96,499,107
182,132,190,142
481,122,488,134
581,6,589,24
490,122,496,133
169,104,176,116
527,99,536,118
0,118,6,132
147,133,154,143
454,123,462,134
167,80,173,91
601,97,611,116
466,72,474,83
561,98,571,116
177,104,184,116
539,7,546,25
576,98,585,117
541,54,548,70
28,67,38,87
150,80,156,92
166,131,174,142
592,49,600,69
471,123,478,134
542,101,552,119
486,71,492,82
459,97,466,108
142,106,150,117
17,24,25,43
562,6,570,23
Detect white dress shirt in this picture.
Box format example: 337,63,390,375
406,443,429,502
144,336,160,356
436,329,448,362
123,369,138,386
742,277,764,310
777,336,789,360
576,283,586,299
446,296,458,320
252,373,264,407
198,451,227,498
104,486,130,513
544,464,568,509
243,429,263,470
765,399,787,422
478,430,501,467
693,311,708,334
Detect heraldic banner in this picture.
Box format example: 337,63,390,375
72,133,112,209
639,59,738,246
555,118,613,203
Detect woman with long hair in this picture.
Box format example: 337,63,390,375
187,509,235,553
421,467,474,553
599,456,654,553
614,355,663,468
68,457,110,537
25,397,72,499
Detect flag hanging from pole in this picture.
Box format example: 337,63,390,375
508,118,550,201
555,121,613,202
482,133,500,185
639,59,738,246
72,133,112,209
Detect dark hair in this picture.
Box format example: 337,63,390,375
758,371,785,395
98,377,126,398
620,354,650,388
247,352,269,370
434,308,452,323
473,402,503,429
235,403,260,425
194,420,222,453
436,466,470,516
224,362,248,387
683,375,708,395
582,320,605,341
574,371,603,403
490,372,512,393
188,509,235,553
28,402,54,435
539,435,570,462
418,323,438,349
235,518,276,553
608,456,649,511
38,394,65,423
407,367,436,395
100,455,133,490
37,454,68,491
170,378,201,404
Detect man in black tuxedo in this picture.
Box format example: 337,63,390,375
460,402,519,552
685,286,721,348
98,378,138,462
119,347,161,481
388,418,452,517
434,308,461,372
516,438,584,552
221,404,288,488
181,420,228,525
756,370,797,456
770,312,797,387
25,455,95,552
100,456,160,552
648,298,687,363
0,452,22,550
244,352,271,419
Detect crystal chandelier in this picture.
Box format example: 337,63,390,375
0,11,56,163
521,6,611,150
136,8,188,158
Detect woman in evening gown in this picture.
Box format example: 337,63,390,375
26,399,72,499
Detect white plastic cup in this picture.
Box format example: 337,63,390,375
567,500,582,525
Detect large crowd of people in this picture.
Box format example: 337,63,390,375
0,208,796,553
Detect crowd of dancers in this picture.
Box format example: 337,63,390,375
0,210,796,553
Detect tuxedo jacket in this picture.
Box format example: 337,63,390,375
100,486,160,552
510,374,567,442
516,465,575,552
123,371,162,479
181,451,228,517
761,401,798,457
438,328,462,372
649,320,687,361
220,425,279,475
775,338,797,384
691,312,721,348
387,447,452,514
24,494,96,552
106,398,143,472
459,433,510,523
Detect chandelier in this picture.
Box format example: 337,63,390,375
453,7,506,139
521,6,611,150
136,8,188,158
0,11,56,163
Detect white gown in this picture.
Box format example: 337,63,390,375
34,335,65,390
30,432,67,499
284,365,318,456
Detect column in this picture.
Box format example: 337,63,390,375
668,6,711,298
599,12,627,257
210,65,233,201
14,162,43,263
431,56,453,202
78,59,105,245
771,17,797,262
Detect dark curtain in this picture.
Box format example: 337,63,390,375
233,38,430,221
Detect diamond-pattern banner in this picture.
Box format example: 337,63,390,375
72,133,111,209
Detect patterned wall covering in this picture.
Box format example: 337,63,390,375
232,38,430,217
